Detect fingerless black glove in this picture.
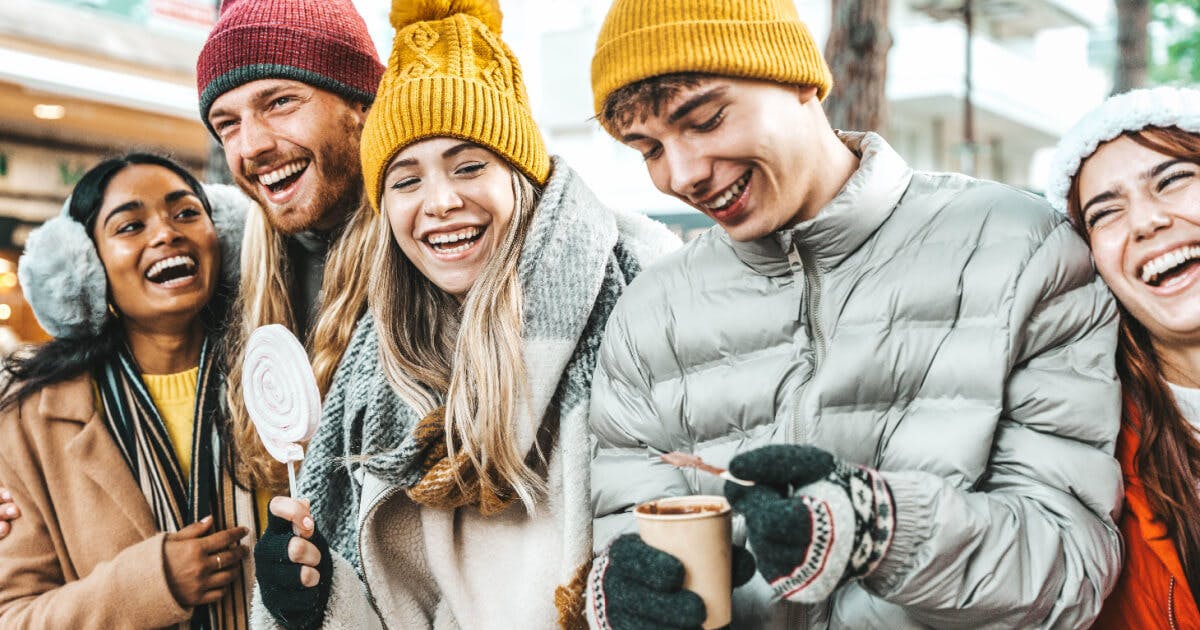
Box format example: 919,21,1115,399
588,533,756,630
724,444,895,604
254,513,333,630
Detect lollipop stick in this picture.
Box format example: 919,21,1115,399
287,460,298,499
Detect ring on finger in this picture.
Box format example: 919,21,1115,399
216,553,223,570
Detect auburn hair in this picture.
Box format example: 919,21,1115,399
1065,125,1200,595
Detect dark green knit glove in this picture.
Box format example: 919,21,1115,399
254,513,333,630
725,444,895,604
588,533,756,630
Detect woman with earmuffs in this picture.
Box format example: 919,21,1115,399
0,152,267,628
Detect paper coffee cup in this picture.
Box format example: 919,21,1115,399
634,495,733,629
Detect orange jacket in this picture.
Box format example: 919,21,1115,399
1094,412,1200,629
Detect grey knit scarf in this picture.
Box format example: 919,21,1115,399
297,159,670,565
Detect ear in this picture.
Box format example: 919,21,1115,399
796,85,820,104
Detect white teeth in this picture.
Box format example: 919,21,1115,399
258,160,308,187
427,226,481,246
702,171,752,210
145,255,196,280
1140,245,1200,284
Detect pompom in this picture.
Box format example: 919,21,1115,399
390,0,503,34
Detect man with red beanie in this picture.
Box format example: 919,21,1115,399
196,0,384,501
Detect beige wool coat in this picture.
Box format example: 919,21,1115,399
0,374,194,629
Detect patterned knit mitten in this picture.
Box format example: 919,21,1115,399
724,444,895,604
589,533,756,630
254,513,334,630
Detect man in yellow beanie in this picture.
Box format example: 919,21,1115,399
586,1,1123,628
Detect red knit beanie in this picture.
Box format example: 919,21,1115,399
196,0,385,138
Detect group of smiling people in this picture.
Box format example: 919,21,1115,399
0,0,1196,628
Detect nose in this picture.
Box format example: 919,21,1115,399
662,143,712,201
148,215,184,249
236,116,276,162
1130,198,1172,241
421,177,463,218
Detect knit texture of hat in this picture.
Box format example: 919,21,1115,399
1046,87,1200,214
590,0,832,132
361,0,550,211
196,0,385,139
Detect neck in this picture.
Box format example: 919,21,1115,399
792,128,860,225
1154,339,1200,388
122,317,204,375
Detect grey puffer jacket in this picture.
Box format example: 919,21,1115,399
589,132,1122,629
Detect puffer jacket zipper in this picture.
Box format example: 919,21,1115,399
787,240,827,450
1169,576,1178,630
786,239,822,629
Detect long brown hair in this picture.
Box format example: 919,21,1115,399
1066,125,1200,594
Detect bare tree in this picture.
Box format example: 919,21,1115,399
1114,0,1150,93
823,0,892,132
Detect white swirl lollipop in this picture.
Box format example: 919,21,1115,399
242,324,321,496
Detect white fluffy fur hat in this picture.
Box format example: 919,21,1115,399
1046,87,1200,214
18,183,249,339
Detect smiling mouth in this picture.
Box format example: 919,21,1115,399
256,159,310,194
701,170,752,212
425,226,485,255
1140,244,1200,286
145,255,198,286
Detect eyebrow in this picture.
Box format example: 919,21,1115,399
1081,159,1191,216
384,142,479,175
101,189,197,228
208,84,299,121
666,87,727,125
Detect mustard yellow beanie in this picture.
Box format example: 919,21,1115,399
361,0,550,211
591,0,832,132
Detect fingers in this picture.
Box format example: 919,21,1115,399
200,525,250,553
299,566,321,588
728,444,835,489
609,534,685,592
605,572,706,627
196,587,230,606
268,496,315,538
744,496,813,546
288,536,322,568
168,515,213,540
0,521,8,539
207,543,249,573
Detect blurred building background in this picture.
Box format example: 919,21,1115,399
0,0,1176,344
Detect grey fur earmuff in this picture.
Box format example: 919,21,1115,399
18,183,250,339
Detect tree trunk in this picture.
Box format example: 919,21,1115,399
823,0,892,132
1113,0,1150,94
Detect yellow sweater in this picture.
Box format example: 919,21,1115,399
142,369,271,530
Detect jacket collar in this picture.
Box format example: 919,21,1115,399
37,373,96,424
729,131,914,277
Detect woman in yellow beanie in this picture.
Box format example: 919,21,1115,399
248,1,679,629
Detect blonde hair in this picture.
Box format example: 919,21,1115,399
309,162,544,511
226,198,377,493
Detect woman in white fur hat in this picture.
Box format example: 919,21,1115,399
1047,87,1200,628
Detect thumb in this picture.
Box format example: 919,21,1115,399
168,515,213,540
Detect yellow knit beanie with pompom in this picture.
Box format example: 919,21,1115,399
361,0,550,212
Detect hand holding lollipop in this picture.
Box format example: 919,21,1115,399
241,324,321,496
